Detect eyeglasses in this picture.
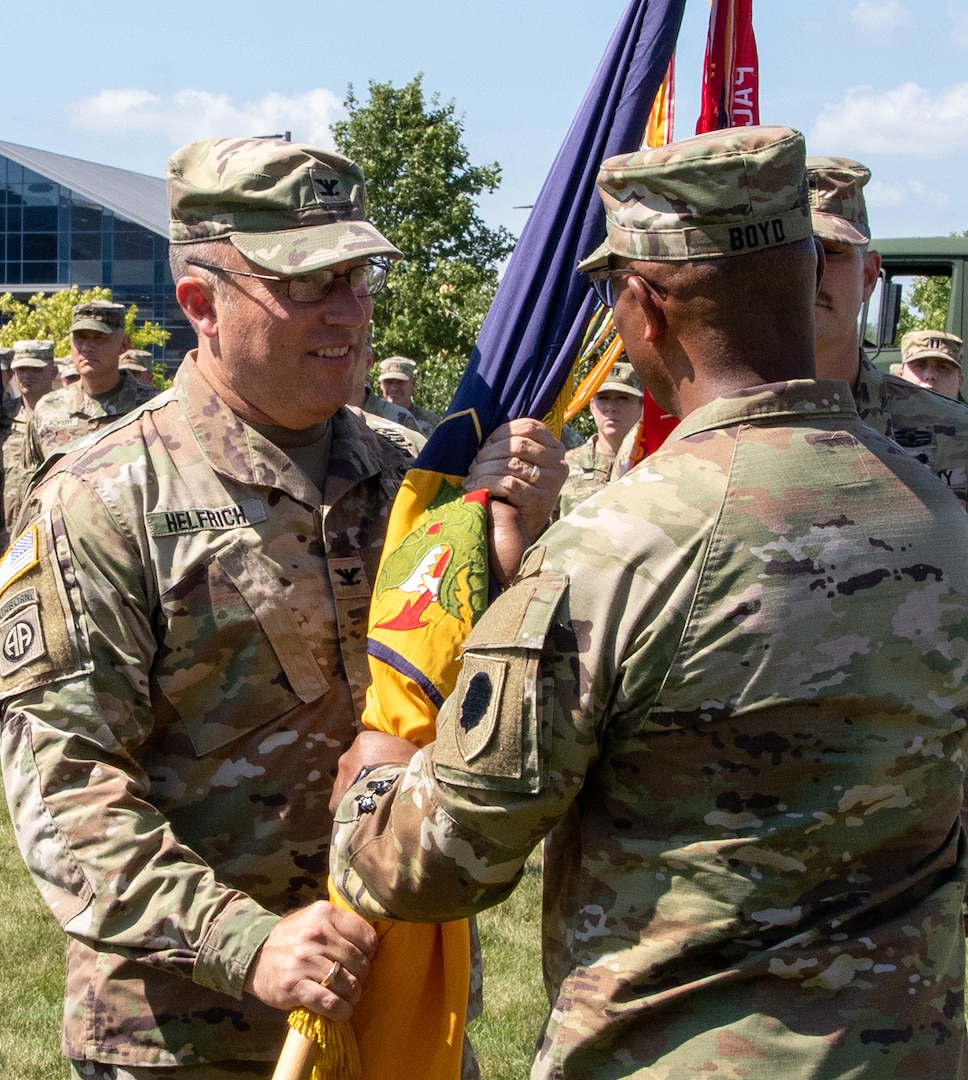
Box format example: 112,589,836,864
186,258,391,304
586,268,667,309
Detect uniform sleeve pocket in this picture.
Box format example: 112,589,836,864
433,570,567,793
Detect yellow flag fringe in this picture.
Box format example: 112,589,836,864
281,1009,362,1080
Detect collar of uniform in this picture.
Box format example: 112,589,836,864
666,379,859,444
175,352,405,505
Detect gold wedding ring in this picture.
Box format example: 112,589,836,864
320,958,342,987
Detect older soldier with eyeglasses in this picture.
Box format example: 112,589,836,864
0,137,565,1080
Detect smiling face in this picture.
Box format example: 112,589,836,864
187,248,376,430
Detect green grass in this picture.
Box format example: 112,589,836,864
0,795,69,1080
0,792,546,1080
469,853,547,1079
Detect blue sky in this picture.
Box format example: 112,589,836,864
5,0,967,244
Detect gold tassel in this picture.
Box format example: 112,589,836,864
285,1008,362,1080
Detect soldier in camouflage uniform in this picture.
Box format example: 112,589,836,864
352,324,425,437
809,157,968,504
25,300,158,467
0,137,565,1079
119,348,158,387
0,339,56,549
555,360,642,518
894,329,964,401
377,356,441,437
330,127,968,1078
0,345,14,401
347,338,427,458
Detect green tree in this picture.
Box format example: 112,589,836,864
332,75,515,414
0,285,168,357
897,230,968,338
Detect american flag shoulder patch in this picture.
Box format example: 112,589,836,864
0,525,39,596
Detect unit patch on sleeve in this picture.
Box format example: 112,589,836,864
0,518,87,694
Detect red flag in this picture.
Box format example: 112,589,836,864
696,0,759,134
622,0,760,473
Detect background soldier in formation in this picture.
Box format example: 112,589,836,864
808,157,968,505
26,299,157,466
893,330,964,401
0,339,56,548
377,355,441,437
555,359,642,517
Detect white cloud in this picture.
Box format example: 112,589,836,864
867,177,952,218
809,82,968,157
72,88,345,149
849,0,910,39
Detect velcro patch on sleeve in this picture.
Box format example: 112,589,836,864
0,517,86,696
433,570,567,793
0,595,45,676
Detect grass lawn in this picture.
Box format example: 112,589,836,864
469,853,547,1079
0,796,69,1080
0,794,546,1079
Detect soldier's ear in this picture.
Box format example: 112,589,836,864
861,247,881,303
625,274,667,343
176,276,219,341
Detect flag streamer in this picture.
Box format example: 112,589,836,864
696,0,759,134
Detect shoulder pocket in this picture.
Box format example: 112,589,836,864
0,516,90,698
433,570,567,793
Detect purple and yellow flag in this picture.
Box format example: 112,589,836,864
279,2,688,1078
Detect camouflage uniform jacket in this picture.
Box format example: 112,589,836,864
409,401,441,439
347,404,427,458
360,384,422,433
555,434,615,518
333,380,968,1079
25,368,159,467
0,394,31,551
855,350,968,506
0,353,410,1067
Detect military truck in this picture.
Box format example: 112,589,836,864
864,235,968,373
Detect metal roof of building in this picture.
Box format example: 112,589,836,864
0,140,167,236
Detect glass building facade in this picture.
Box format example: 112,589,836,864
0,144,193,360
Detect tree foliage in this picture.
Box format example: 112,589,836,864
0,285,169,356
332,75,515,415
897,229,968,338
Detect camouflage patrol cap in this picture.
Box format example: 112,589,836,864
901,330,963,371
0,346,13,371
378,357,416,381
120,348,153,372
578,126,811,272
12,339,55,367
597,360,643,398
805,157,871,245
167,137,403,273
71,300,127,334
